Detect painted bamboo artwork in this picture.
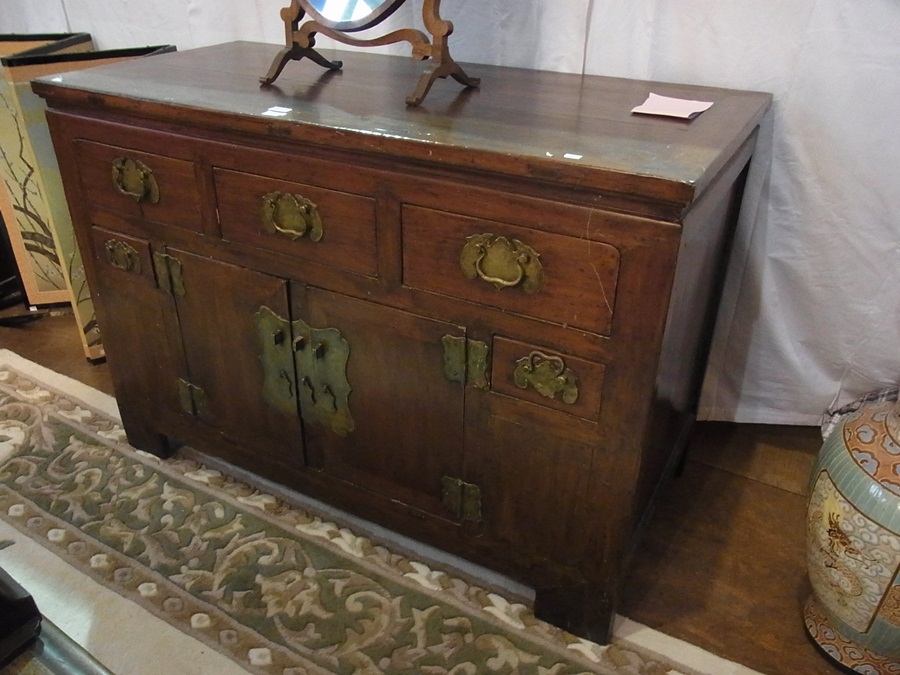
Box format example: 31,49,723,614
0,72,71,303
0,35,93,303
0,40,174,361
0,34,99,356
0,64,100,356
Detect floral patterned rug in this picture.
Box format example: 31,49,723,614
0,349,757,675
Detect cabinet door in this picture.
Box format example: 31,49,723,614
167,248,305,475
87,227,182,454
467,397,599,570
301,288,466,520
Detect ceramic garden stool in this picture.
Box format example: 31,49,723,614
805,395,900,673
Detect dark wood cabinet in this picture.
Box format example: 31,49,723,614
35,42,771,644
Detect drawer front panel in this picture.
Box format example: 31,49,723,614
215,168,378,277
89,226,158,290
402,205,620,335
491,336,604,421
74,139,203,232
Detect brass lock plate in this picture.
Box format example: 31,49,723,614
293,317,354,436
256,307,354,436
256,307,299,417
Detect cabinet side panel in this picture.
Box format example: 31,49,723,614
636,134,758,521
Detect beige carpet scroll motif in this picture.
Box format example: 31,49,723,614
0,350,759,675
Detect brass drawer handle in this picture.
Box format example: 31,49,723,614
460,233,543,293
261,191,324,242
103,239,141,274
513,350,579,404
111,157,160,204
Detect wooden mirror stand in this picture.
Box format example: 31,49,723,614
260,0,479,106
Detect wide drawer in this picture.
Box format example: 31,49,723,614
73,139,203,232
214,168,378,278
491,336,604,421
402,205,620,336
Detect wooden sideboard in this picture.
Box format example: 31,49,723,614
34,42,771,644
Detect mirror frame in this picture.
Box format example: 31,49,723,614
260,0,479,106
301,0,406,33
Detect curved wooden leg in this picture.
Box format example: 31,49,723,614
260,46,296,85
407,61,480,106
407,62,441,106
260,44,343,86
450,64,480,88
303,46,343,72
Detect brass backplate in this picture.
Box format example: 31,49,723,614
261,191,324,242
111,156,159,204
513,350,579,404
104,239,141,274
460,233,543,294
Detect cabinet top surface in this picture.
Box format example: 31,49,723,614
34,41,771,206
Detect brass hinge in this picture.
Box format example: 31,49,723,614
441,335,489,389
441,476,482,522
152,251,185,296
177,378,206,417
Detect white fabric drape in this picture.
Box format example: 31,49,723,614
2,0,898,425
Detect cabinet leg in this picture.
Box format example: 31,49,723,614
120,415,175,458
533,583,616,645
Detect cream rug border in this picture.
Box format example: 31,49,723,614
0,349,761,675
0,519,248,675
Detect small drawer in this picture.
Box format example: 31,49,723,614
491,336,604,421
74,139,203,232
89,226,158,290
402,205,620,335
214,168,378,278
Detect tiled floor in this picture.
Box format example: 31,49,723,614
0,310,843,674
